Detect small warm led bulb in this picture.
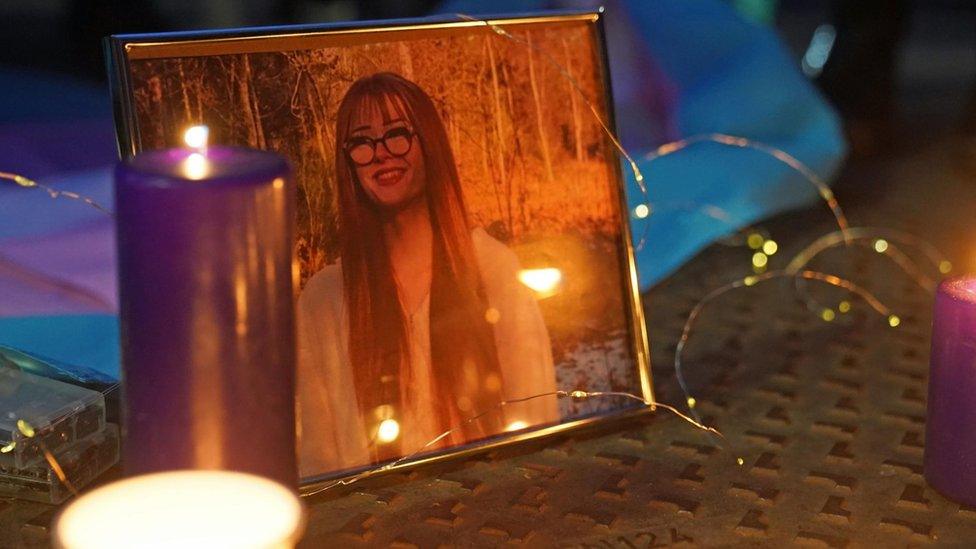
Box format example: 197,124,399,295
747,233,764,250
873,239,889,253
633,204,651,219
506,420,529,431
377,419,400,443
762,240,778,255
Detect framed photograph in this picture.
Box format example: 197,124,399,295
106,10,652,487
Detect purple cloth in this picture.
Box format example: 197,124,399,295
0,168,116,316
0,119,117,179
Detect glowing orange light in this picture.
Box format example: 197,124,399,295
518,268,562,298
377,419,400,443
506,420,529,431
484,307,501,324
53,471,304,549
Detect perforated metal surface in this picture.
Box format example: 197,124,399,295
4,145,976,547
287,213,972,548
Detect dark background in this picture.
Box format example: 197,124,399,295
1,0,975,222
1,1,975,157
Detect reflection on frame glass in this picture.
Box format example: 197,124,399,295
107,11,652,485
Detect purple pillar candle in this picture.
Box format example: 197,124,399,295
116,145,297,487
925,277,976,505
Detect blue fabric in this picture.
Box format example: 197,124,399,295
437,0,846,288
0,315,120,379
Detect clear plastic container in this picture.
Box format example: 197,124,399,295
0,422,119,504
0,368,106,469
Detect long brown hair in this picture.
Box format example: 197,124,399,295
334,72,504,460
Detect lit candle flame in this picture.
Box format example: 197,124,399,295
183,125,209,151
183,153,210,181
53,471,304,549
182,125,211,180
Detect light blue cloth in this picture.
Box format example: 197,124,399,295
437,0,846,288
0,315,120,379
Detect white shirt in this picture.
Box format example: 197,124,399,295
297,227,558,477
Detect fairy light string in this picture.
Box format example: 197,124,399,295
14,419,80,497
0,171,112,215
455,14,647,206
0,13,949,500
786,227,951,315
641,133,850,243
673,269,898,425
301,389,731,498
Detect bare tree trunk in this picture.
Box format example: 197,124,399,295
479,41,505,222
302,74,329,162
194,82,203,122
527,33,554,184
238,55,266,148
398,41,415,81
502,62,525,237
177,59,193,124
562,37,583,162
486,37,510,232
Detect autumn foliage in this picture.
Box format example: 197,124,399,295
128,23,641,401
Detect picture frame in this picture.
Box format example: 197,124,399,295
106,9,653,489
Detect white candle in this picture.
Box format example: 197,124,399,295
53,471,304,549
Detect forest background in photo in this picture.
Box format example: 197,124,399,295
128,22,642,417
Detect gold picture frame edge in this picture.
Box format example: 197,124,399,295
299,402,653,496
105,9,656,488
122,13,602,59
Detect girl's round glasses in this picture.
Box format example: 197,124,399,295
344,127,415,166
